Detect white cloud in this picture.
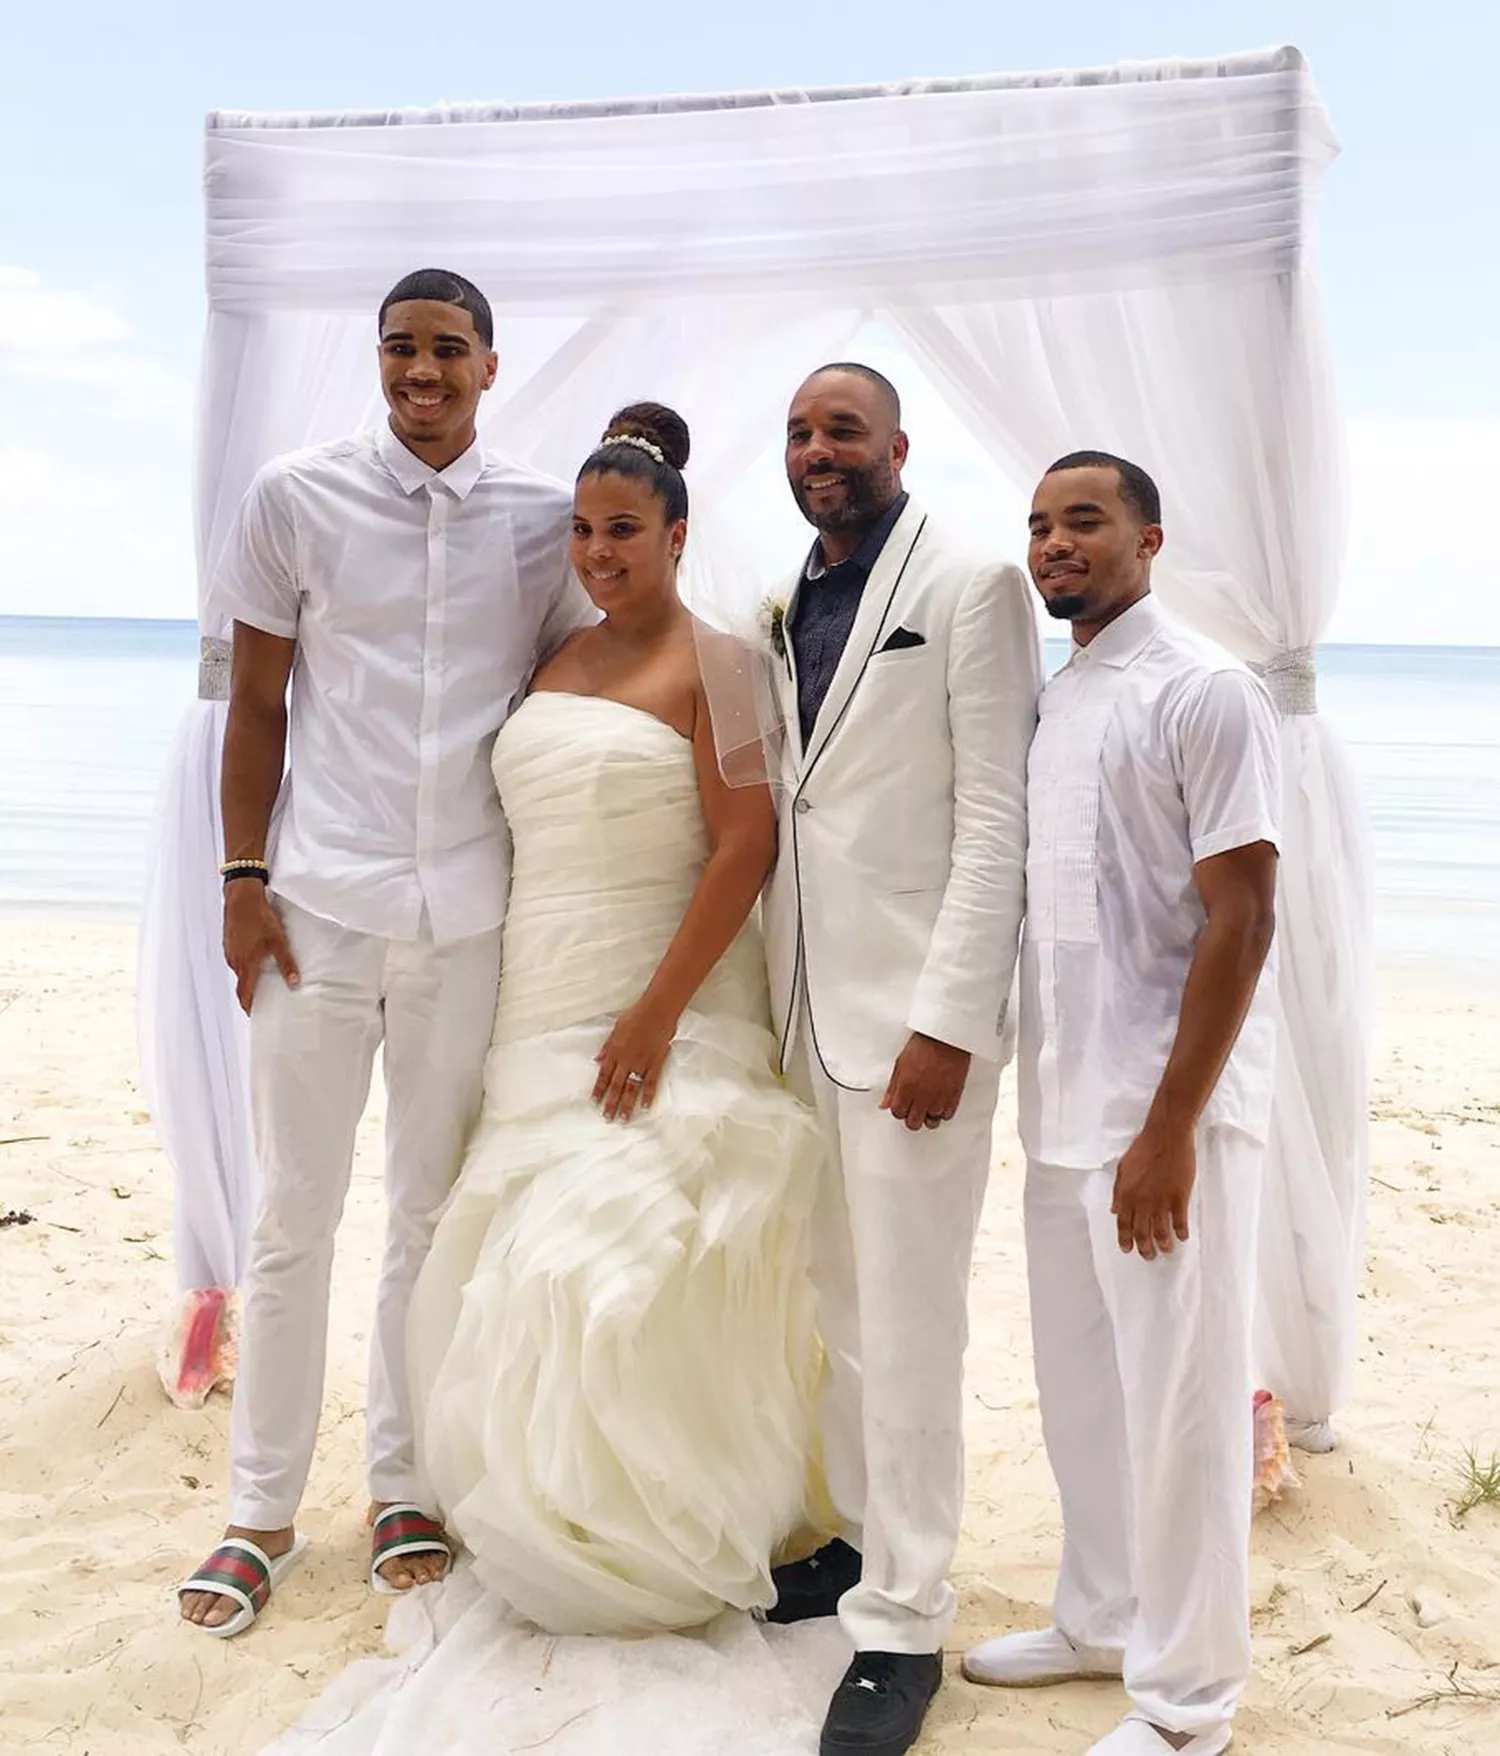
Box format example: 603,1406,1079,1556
1331,417,1500,648
0,266,192,426
0,269,196,616
0,443,196,620
0,266,134,349
0,443,62,502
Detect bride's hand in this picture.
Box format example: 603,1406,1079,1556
594,998,678,1122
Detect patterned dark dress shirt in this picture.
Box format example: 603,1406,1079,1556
789,493,909,750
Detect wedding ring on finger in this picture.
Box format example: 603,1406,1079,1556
624,1072,645,1086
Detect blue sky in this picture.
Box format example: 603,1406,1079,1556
2,0,1497,641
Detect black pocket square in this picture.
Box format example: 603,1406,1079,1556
878,626,925,653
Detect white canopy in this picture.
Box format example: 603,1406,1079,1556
142,44,1370,1428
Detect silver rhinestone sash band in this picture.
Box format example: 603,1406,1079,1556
198,636,232,702
1251,645,1317,716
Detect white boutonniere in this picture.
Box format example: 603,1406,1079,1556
760,596,789,661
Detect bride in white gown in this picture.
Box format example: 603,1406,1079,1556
410,400,824,1633
266,412,851,1756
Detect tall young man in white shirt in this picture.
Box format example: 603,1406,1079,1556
963,453,1280,1756
179,269,591,1635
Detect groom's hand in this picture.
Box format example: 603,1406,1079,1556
880,1033,971,1132
223,883,300,1014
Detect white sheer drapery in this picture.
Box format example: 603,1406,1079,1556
143,44,1368,1435
138,697,253,1289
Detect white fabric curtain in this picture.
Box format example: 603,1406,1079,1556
139,697,254,1288
143,43,1368,1427
200,50,1328,324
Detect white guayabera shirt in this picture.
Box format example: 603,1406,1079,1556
218,422,591,944
1018,594,1282,1170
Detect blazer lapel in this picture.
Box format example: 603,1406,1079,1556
801,498,928,775
774,568,805,769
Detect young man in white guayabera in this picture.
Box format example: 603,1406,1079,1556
177,269,592,1637
761,363,1041,1756
963,453,1280,1756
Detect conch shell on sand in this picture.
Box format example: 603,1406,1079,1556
1252,1389,1301,1511
156,1285,239,1409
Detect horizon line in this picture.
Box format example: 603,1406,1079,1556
1,611,1495,656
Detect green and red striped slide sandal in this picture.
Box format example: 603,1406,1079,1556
177,1533,309,1638
369,1503,453,1595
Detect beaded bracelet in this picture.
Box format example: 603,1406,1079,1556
220,858,270,884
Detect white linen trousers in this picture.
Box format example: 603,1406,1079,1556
1025,1124,1264,1739
229,898,502,1528
790,1033,1000,1655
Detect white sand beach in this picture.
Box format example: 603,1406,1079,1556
1,920,1497,1753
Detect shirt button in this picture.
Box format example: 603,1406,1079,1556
794,797,812,815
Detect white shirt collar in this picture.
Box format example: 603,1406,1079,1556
1070,592,1165,670
375,421,486,502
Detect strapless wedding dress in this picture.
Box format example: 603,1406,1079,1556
410,690,823,1635
263,695,850,1756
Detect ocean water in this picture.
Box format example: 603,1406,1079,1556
1,617,1497,973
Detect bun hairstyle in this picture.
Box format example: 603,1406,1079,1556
579,401,690,523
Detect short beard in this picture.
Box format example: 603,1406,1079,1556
1043,592,1091,621
792,460,897,536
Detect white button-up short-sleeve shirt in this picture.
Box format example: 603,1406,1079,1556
217,423,590,944
1018,594,1281,1169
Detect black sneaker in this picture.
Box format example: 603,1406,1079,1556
819,1651,944,1756
764,1537,862,1624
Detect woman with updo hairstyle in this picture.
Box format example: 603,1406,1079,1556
405,400,824,1637
579,399,691,521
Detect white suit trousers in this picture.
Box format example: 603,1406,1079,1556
1024,1127,1264,1739
790,1036,1000,1655
229,898,502,1529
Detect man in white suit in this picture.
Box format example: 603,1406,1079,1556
762,363,1040,1756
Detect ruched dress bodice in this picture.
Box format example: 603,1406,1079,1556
490,690,770,1046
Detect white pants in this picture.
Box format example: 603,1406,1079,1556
229,898,502,1529
789,1035,1000,1655
1025,1127,1264,1739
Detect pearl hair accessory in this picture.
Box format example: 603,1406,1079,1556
600,432,667,466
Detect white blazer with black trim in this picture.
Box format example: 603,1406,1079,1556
763,496,1042,1090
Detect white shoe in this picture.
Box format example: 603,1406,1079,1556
961,1625,1122,1688
1087,1713,1232,1755
1285,1416,1337,1453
